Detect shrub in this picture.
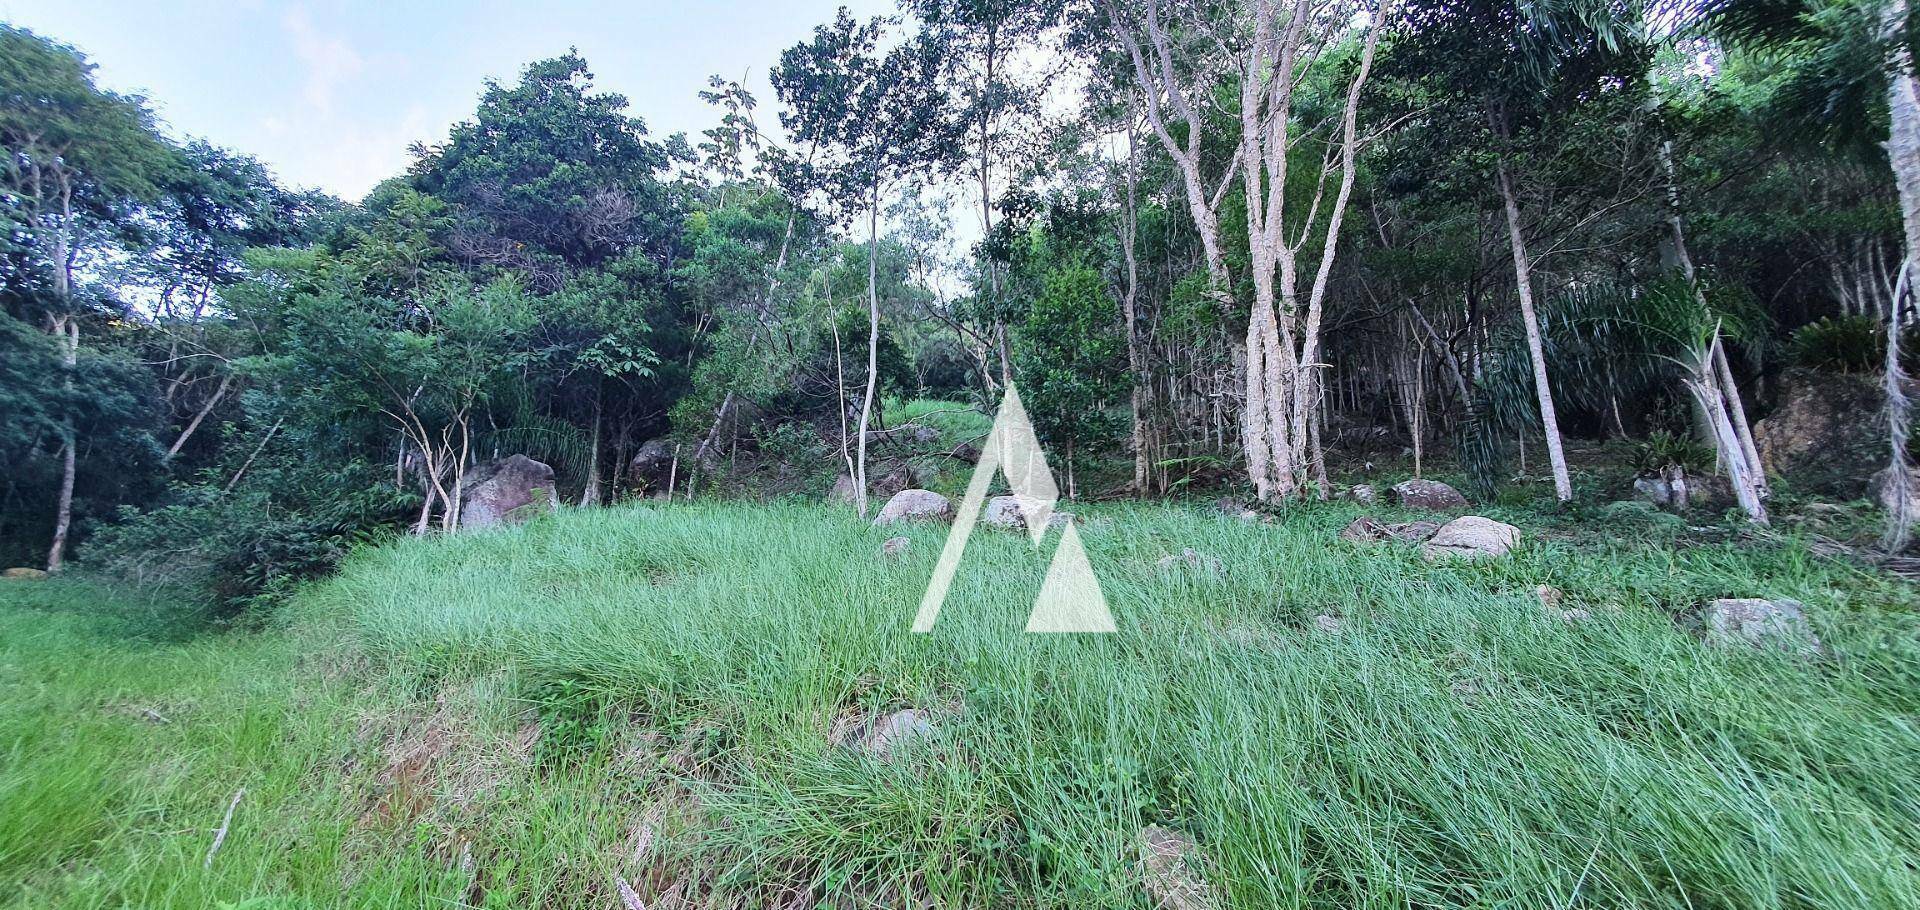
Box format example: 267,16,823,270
1628,429,1717,475
1789,316,1883,374
84,461,412,617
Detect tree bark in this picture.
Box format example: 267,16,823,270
1495,153,1574,502
1118,106,1151,496
45,180,80,572
854,183,883,518
1886,0,1920,274
580,386,603,507
165,372,233,461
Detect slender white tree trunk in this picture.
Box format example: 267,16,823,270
1496,156,1574,502
46,182,80,572
854,183,883,519
1119,105,1151,495
166,372,233,460
1887,2,1920,273
1879,1,1920,545
580,387,603,507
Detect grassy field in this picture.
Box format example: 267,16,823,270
3,497,1918,908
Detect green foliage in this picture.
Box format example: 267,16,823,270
1629,428,1719,475
85,466,407,616
1014,259,1124,463
1790,314,1886,373
411,51,676,275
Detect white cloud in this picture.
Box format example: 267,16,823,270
281,5,363,118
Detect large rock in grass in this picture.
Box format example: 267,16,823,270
1340,516,1440,544
1755,370,1886,497
1421,516,1521,561
830,464,921,505
873,489,953,525
1703,598,1822,656
1631,471,1732,512
458,455,559,529
2,567,47,580
1138,825,1213,910
628,439,675,488
983,495,1027,529
834,708,936,762
983,495,1075,532
1391,479,1468,511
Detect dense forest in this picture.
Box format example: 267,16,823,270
5,0,1917,607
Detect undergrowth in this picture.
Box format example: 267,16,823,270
2,498,1917,908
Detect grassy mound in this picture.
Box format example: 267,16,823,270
4,500,1918,908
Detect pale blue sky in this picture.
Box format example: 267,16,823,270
0,0,891,202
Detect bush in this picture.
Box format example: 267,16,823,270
84,461,412,617
1789,316,1884,374
1628,429,1717,475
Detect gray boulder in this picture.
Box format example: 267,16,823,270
880,536,911,558
2,567,46,580
1339,516,1441,543
1138,825,1213,910
983,495,1029,529
1631,470,1733,512
1756,370,1886,497
1421,516,1521,561
627,439,675,488
458,455,559,529
1703,598,1822,655
1346,483,1379,505
980,495,1073,531
1391,479,1468,510
873,489,954,525
834,708,936,762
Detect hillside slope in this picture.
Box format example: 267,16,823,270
4,500,1919,908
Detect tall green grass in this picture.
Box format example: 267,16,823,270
4,499,1918,907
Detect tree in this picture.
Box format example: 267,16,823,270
774,9,959,516
1692,0,1920,538
1015,257,1125,497
1388,0,1648,502
0,25,176,571
908,0,1062,387
411,51,678,289
1100,0,1397,501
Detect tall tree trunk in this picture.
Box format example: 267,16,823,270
1119,109,1151,496
854,183,883,519
45,181,80,572
1881,0,1920,546
580,386,603,507
1495,154,1574,502
1887,1,1920,274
